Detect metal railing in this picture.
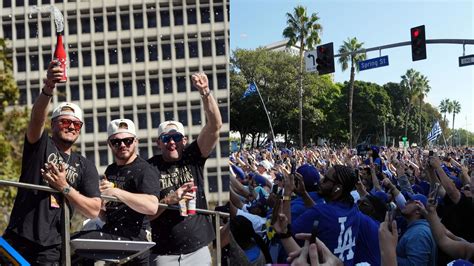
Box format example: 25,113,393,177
0,180,229,265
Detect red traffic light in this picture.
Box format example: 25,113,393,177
412,29,419,38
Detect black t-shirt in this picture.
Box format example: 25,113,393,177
102,156,161,239
147,141,216,255
7,132,100,246
437,193,474,265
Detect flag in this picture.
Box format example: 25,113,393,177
242,82,257,99
427,121,442,142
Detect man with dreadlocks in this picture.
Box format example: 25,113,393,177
274,165,361,265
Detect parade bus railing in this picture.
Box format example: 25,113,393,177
0,180,229,265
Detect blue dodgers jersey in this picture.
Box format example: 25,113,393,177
293,201,361,265
354,213,381,265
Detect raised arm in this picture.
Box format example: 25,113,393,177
192,72,223,158
27,61,63,143
429,157,461,204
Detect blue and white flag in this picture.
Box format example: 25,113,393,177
242,82,257,99
427,121,442,142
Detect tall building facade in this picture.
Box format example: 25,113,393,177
1,0,230,204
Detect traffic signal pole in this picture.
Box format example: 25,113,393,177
334,39,474,58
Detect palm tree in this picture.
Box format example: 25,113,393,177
400,69,421,138
450,100,461,146
338,37,366,148
283,5,322,148
415,74,430,145
439,99,450,125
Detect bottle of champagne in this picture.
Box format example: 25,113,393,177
187,186,197,215
54,31,67,83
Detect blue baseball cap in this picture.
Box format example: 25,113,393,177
406,193,428,207
231,165,246,180
296,164,320,192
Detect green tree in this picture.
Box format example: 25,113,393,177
283,5,322,148
439,98,450,127
450,100,461,146
415,74,430,145
400,69,422,138
337,37,366,148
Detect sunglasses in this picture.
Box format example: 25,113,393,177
109,137,135,147
56,118,83,131
160,134,184,143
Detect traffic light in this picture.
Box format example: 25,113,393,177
316,42,335,75
410,25,427,61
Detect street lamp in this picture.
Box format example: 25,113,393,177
383,113,390,147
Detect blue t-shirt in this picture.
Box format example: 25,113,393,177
354,213,381,265
293,201,361,266
291,192,325,223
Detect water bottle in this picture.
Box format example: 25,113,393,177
54,32,67,82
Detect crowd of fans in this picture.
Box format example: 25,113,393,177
227,143,474,265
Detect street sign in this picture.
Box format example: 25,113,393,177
358,55,389,71
459,54,474,67
305,50,317,72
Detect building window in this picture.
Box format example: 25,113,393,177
16,23,25,39
173,9,183,26
164,110,173,121
122,47,131,63
136,79,146,96
138,112,147,129
84,83,93,100
82,50,91,67
150,78,159,94
147,11,156,28
67,18,76,35
175,42,185,59
19,89,26,105
163,77,172,94
16,55,26,72
16,0,24,7
148,44,158,61
84,116,94,133
69,51,78,68
217,73,227,90
202,40,212,57
97,82,106,99
99,149,108,166
28,22,37,38
188,41,198,58
81,17,90,33
176,76,186,92
219,105,228,123
42,20,51,37
94,16,104,32
96,49,104,65
161,43,171,60
123,80,132,97
134,13,143,29
192,108,201,125
135,46,145,62
120,14,130,30
3,0,11,8
2,24,12,40
57,86,66,102
160,10,170,27
30,88,39,104
107,15,116,31
110,81,119,98
29,54,39,71
187,8,196,25
43,53,51,70
139,146,148,159
108,48,118,64
178,110,187,126
215,39,226,56
200,7,210,23
214,6,224,22
70,84,79,101
151,111,160,128
98,115,107,132
85,151,95,165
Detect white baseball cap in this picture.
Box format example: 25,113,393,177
108,119,137,138
51,102,83,122
157,121,185,136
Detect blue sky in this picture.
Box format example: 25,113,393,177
231,0,474,132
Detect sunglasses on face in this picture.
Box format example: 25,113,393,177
160,134,184,143
56,118,83,131
109,137,135,147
